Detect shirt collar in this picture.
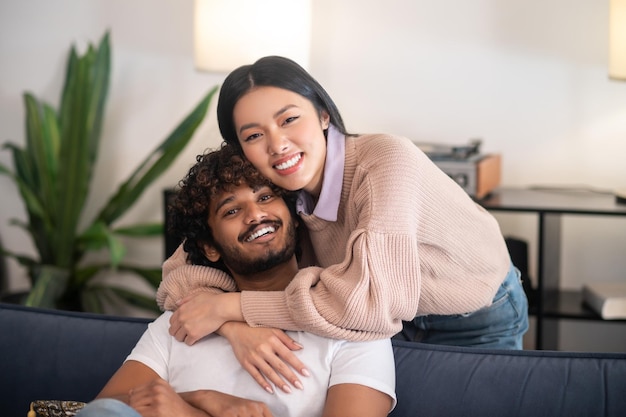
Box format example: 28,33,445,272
296,125,345,221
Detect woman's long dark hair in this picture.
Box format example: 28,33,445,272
216,56,349,153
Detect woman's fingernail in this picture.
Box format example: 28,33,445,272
282,385,292,394
294,381,304,390
301,368,310,377
265,386,274,394
293,341,304,349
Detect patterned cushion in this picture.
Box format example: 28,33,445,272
28,400,86,417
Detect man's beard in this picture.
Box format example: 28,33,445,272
214,219,298,276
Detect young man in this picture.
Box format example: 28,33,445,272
77,145,396,417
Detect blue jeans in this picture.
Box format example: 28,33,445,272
394,262,529,349
76,399,141,417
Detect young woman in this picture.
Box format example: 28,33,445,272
158,56,528,394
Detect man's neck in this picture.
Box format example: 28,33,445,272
232,257,299,291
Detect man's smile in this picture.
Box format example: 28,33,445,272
241,221,281,243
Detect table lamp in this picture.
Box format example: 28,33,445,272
194,0,312,73
610,0,626,80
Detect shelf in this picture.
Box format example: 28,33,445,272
478,187,626,350
541,290,626,322
478,187,626,216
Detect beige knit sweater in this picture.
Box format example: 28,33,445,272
157,133,510,341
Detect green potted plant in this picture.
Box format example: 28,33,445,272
0,32,218,314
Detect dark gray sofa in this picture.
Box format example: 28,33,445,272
2,302,626,417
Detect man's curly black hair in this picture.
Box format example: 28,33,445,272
168,143,297,272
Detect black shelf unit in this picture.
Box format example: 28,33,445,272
478,187,626,350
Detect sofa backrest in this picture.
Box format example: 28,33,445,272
2,302,626,417
390,339,626,417
0,303,150,416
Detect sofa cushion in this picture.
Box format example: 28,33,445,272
390,340,626,417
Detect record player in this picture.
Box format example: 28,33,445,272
414,139,501,199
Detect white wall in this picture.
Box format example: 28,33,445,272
1,0,625,340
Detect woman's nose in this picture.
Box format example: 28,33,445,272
267,131,289,156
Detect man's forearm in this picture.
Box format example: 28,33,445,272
180,389,219,413
181,389,271,416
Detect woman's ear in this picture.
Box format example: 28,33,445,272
202,244,221,262
320,111,330,129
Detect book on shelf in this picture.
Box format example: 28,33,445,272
582,282,626,320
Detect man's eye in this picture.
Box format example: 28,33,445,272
259,194,274,202
224,208,238,216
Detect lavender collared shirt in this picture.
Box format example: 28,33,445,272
296,125,345,221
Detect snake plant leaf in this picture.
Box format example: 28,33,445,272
54,32,110,268
0,155,48,223
107,234,126,268
113,223,163,237
77,221,126,267
78,221,112,251
24,265,70,308
3,141,34,188
24,93,60,212
19,95,63,264
97,85,218,225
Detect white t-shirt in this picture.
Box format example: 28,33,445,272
127,312,396,417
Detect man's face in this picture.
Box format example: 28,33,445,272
206,184,297,276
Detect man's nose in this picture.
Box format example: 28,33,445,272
245,203,268,224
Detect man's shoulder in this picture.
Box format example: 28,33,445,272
294,332,392,352
145,311,173,332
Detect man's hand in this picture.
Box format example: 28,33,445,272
169,292,243,345
220,322,310,394
128,379,207,417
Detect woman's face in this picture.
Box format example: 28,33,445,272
233,86,330,196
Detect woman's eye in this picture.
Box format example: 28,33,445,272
244,132,261,142
283,116,299,125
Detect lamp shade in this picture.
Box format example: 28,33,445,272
194,0,312,73
610,0,626,80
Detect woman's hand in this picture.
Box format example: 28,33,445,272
220,322,310,394
169,292,243,345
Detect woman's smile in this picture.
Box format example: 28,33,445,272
273,152,303,174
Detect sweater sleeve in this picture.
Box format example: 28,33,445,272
156,243,238,311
